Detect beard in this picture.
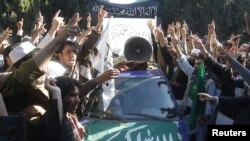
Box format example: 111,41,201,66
63,101,76,114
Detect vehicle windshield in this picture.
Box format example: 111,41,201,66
106,77,176,120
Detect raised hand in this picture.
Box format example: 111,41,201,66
181,27,186,41
155,26,164,40
95,69,120,84
0,27,13,40
230,34,241,48
95,5,108,32
192,34,210,59
154,26,166,47
198,93,215,102
97,5,108,25
168,23,175,36
16,18,24,31
56,13,81,41
192,35,204,50
86,14,91,29
55,25,80,42
76,28,92,45
45,77,63,123
36,11,44,29
45,77,61,97
51,10,64,32
68,13,82,26
186,34,194,55
0,27,13,49
146,19,155,33
183,21,189,32
208,20,215,33
31,23,47,44
73,14,82,26
175,21,181,40
175,21,181,30
210,32,219,49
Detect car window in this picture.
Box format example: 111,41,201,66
106,77,176,119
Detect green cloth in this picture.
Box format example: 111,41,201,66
188,63,206,131
84,120,181,141
0,59,44,113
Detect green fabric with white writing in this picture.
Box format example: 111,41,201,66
84,120,181,141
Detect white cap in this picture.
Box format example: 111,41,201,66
9,42,36,63
191,48,200,56
46,61,66,78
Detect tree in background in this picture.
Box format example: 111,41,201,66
0,0,250,41
0,0,39,35
158,0,250,41
0,0,89,37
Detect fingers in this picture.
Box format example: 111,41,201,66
49,79,57,86
45,77,57,89
54,10,61,18
198,93,214,102
183,21,189,31
68,13,79,25
97,5,108,20
96,69,120,83
80,28,92,37
104,69,120,79
198,93,207,101
198,93,207,96
146,20,154,31
87,14,91,21
68,25,81,35
38,11,42,17
99,5,104,13
109,69,120,75
3,27,13,37
37,11,43,22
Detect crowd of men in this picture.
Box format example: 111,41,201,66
0,5,250,141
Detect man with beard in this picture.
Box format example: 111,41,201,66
41,76,84,141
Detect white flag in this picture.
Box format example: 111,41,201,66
92,17,115,110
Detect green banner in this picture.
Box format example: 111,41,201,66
188,63,206,131
83,120,182,141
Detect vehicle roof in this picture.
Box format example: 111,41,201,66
117,69,163,78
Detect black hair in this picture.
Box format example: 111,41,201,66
222,40,232,48
196,53,204,61
55,76,79,98
2,45,14,69
56,40,78,54
236,55,245,64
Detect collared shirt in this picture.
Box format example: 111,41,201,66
176,55,195,76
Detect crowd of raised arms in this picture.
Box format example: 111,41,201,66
0,5,250,141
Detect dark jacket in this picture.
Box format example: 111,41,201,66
204,54,244,97
167,63,188,100
218,96,250,124
0,59,45,113
40,100,82,141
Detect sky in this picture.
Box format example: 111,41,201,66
108,0,137,4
